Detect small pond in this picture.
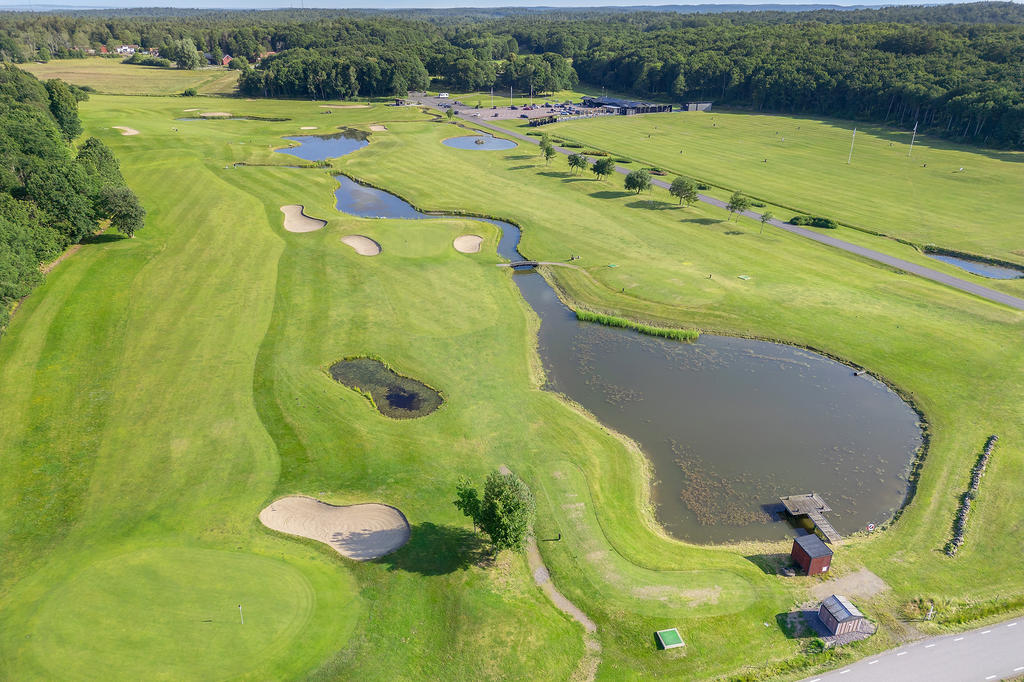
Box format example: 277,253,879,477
320,144,924,544
329,358,442,419
925,252,1024,280
275,130,369,162
442,133,518,151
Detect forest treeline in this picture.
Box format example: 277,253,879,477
0,65,143,335
1,3,1023,147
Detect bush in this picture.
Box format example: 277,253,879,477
575,310,699,341
645,167,667,175
614,157,631,163
751,200,766,207
582,149,608,156
182,87,198,97
789,215,839,229
526,131,543,136
697,183,710,190
561,142,583,148
123,53,172,68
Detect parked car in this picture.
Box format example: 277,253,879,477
438,92,449,98
519,113,529,118
510,105,518,110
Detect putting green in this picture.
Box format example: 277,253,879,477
28,547,319,680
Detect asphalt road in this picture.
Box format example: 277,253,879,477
803,619,1024,682
468,116,1024,312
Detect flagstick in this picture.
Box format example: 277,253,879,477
847,127,857,164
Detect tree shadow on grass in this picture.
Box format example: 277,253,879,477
589,190,633,200
505,154,536,161
508,165,537,171
373,522,492,576
537,171,570,178
683,217,721,226
82,233,126,245
625,199,677,211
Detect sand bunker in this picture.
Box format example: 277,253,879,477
259,496,410,561
200,112,232,118
320,104,370,109
453,234,483,253
183,108,199,112
280,205,327,233
369,125,387,132
341,235,381,256
112,126,139,136
300,126,318,130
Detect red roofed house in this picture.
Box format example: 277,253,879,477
221,54,233,67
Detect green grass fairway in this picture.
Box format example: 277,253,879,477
499,110,1024,266
19,58,240,95
1,86,1023,681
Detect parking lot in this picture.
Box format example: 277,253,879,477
406,91,591,122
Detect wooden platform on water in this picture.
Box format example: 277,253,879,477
780,493,842,543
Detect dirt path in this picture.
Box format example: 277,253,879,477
468,117,1024,312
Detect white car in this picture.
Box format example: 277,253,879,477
438,92,449,98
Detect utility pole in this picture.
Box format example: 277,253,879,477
847,127,857,164
908,121,919,158
509,85,513,108
238,604,244,625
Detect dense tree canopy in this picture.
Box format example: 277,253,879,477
1,4,1023,146
0,65,142,335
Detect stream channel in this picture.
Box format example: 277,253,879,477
281,132,924,544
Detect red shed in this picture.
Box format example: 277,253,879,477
791,533,833,575
818,594,867,635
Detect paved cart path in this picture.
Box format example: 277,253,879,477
802,618,1024,682
468,117,1024,312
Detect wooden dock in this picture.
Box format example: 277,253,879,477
780,493,842,543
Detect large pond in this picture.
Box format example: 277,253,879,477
276,130,369,162
925,252,1024,280
293,135,924,544
442,133,518,151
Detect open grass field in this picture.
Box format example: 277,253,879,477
1,85,1022,681
496,110,1024,268
19,58,240,95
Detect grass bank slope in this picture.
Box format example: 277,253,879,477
502,110,1024,268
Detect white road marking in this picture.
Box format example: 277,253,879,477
985,676,996,680
954,637,965,641
1008,623,1018,628
896,652,908,656
981,630,992,634
1014,666,1024,672
868,661,879,665
925,644,936,648
838,670,850,675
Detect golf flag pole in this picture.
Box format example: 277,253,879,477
239,604,244,625
908,121,918,158
847,127,857,164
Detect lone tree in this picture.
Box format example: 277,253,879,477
567,152,587,174
591,157,615,182
445,107,455,121
669,176,699,207
759,210,774,234
624,168,652,194
454,470,536,551
542,142,557,165
726,191,751,221
99,186,146,237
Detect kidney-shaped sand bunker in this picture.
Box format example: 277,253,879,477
280,205,327,233
341,235,381,256
260,496,410,561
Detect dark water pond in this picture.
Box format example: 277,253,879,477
329,358,442,419
442,134,518,151
304,134,924,544
275,130,369,162
925,253,1024,280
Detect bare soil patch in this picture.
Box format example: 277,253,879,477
453,234,483,253
259,496,410,561
341,234,381,256
300,126,318,130
810,567,889,601
369,124,387,132
280,205,327,233
112,126,139,136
